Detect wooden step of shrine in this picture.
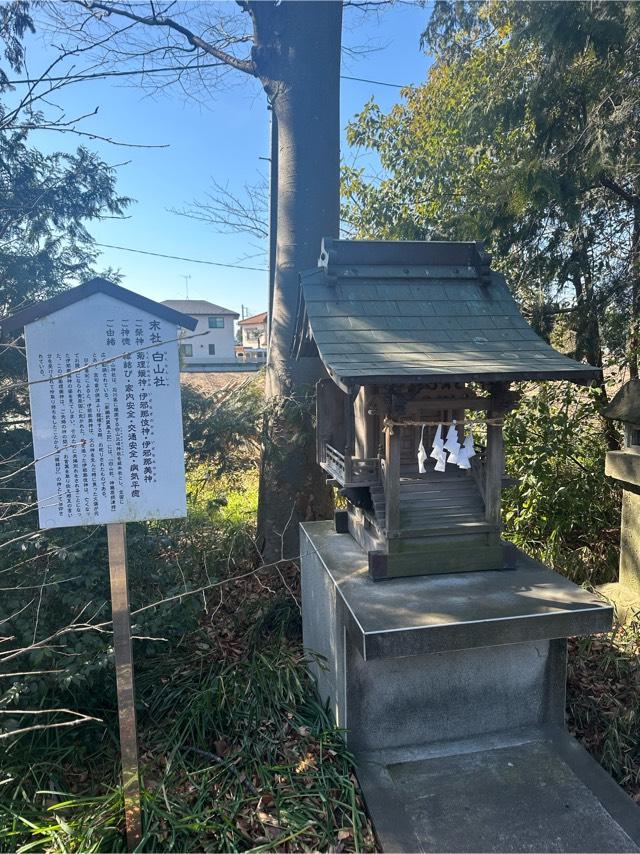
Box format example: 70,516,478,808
383,500,486,514
368,518,499,542
371,485,482,501
370,473,487,536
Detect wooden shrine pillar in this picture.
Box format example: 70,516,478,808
484,414,504,526
385,425,401,537
343,390,357,483
484,384,519,526
355,387,377,460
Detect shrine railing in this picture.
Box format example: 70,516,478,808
322,442,381,487
324,443,347,482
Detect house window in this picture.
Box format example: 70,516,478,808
208,316,224,328
180,344,193,357
208,344,216,356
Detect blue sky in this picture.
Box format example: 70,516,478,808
22,2,432,317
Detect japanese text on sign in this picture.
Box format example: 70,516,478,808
25,292,188,529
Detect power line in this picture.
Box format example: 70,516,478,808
341,74,407,89
6,65,410,90
95,242,267,271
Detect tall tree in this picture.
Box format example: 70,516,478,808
425,1,640,377
344,1,639,446
52,0,343,558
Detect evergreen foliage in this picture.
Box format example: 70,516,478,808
344,0,640,384
343,0,635,579
503,381,621,583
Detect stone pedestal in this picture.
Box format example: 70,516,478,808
301,521,640,853
599,451,640,621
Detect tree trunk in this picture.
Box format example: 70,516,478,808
250,1,342,559
570,241,619,450
62,1,343,558
267,108,278,342
630,204,640,380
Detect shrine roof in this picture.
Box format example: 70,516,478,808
294,239,600,390
2,278,198,333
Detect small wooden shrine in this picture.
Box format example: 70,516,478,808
294,239,599,579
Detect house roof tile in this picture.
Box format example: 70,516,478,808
162,299,239,317
239,311,268,325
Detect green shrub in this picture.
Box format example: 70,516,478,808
182,377,263,474
503,382,621,584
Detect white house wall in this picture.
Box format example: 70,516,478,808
180,314,236,363
241,323,267,349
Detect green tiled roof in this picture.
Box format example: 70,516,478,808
295,240,599,389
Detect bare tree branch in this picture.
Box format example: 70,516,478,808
69,0,257,76
0,556,297,664
171,176,269,240
0,708,102,739
601,173,640,207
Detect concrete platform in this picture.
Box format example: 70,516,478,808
300,522,640,852
357,728,640,853
301,522,612,661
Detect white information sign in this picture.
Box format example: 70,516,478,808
25,291,189,529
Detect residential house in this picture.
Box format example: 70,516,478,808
237,311,268,363
162,299,239,366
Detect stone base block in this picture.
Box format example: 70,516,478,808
300,522,640,852
301,521,611,750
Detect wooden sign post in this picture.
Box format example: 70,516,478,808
2,279,197,851
107,522,142,849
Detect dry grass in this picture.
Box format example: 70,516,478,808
0,536,377,853
181,371,263,396
568,621,640,803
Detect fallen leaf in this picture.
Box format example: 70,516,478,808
295,752,317,774
214,739,230,757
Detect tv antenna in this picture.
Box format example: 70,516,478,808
182,274,191,299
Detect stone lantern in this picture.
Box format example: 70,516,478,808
600,379,640,620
